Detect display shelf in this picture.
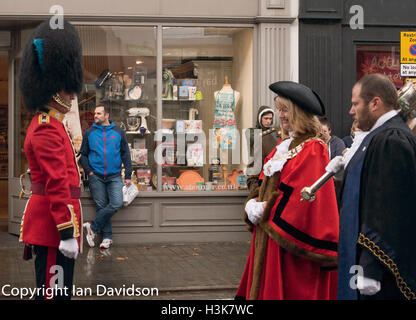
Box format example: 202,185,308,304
126,131,150,135
101,98,156,104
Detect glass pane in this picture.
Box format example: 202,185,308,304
0,52,7,178
356,44,404,88
161,27,253,192
75,26,157,191
14,28,36,177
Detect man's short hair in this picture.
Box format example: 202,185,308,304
356,73,398,109
96,104,110,114
319,116,332,131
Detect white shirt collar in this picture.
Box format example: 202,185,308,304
370,109,399,133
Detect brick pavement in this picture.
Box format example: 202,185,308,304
0,232,251,300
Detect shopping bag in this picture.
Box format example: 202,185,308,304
122,183,139,207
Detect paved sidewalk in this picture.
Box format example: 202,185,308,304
0,232,251,300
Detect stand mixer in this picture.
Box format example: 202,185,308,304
127,107,150,135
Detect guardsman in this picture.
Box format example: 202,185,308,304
18,19,83,300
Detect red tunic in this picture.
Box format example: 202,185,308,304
19,109,82,249
237,139,339,300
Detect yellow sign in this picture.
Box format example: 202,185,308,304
401,31,416,63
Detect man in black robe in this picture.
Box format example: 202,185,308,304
338,73,416,300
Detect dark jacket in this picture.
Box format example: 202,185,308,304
80,121,132,179
246,106,280,192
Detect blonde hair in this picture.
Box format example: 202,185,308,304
276,96,322,140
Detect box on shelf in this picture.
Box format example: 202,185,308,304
184,120,202,133
131,149,148,165
188,86,197,100
186,143,204,167
178,86,189,100
181,79,196,86
136,169,152,185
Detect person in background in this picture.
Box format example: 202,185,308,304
319,116,346,203
319,116,346,160
18,19,83,300
246,105,281,192
342,120,358,148
80,105,132,249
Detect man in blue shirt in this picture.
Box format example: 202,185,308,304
80,105,132,249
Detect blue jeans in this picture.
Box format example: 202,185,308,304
88,173,123,240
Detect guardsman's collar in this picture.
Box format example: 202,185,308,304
45,106,65,123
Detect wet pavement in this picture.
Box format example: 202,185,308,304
0,231,251,300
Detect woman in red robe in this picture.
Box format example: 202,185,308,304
236,81,339,300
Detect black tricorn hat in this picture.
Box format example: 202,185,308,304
269,81,325,116
18,19,83,111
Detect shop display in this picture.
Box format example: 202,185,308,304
213,77,240,150
136,169,152,191
188,108,198,120
184,120,202,133
0,106,8,177
227,169,247,190
176,120,185,133
12,25,254,198
131,148,148,165
186,143,204,167
176,170,204,191
162,69,175,100
162,176,176,191
125,107,150,135
63,96,83,153
208,157,223,185
94,63,156,192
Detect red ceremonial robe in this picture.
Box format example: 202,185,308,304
236,138,339,300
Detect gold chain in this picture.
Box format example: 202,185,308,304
358,233,416,300
52,93,71,110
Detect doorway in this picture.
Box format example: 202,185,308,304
0,51,8,232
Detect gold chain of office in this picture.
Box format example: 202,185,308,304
358,233,416,300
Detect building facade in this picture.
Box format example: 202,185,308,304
299,0,416,138
1,0,299,242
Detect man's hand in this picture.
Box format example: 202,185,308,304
58,238,79,259
357,275,381,296
89,172,94,176
125,179,131,186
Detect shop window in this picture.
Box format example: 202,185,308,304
356,44,404,88
14,29,36,178
0,51,8,178
13,25,254,194
76,26,157,190
160,27,253,192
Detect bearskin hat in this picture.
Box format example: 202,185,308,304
18,19,83,111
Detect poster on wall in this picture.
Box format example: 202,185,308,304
356,47,405,88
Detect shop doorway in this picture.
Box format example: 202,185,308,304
0,51,8,232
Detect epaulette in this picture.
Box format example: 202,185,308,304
38,112,50,124
262,127,279,136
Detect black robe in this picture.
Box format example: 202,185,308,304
339,114,416,300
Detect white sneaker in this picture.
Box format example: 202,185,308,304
100,238,113,249
83,222,96,247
